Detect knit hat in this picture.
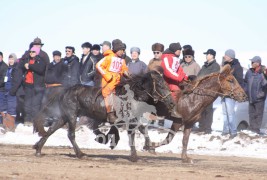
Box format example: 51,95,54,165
250,56,261,64
183,49,195,57
100,41,111,47
32,37,44,46
81,42,92,49
169,42,182,53
91,44,101,51
30,46,40,55
225,49,235,59
152,43,164,52
8,53,18,61
52,50,62,57
130,47,141,54
112,39,124,52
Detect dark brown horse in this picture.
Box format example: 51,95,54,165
150,64,247,163
33,70,174,162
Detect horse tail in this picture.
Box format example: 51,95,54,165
33,87,65,136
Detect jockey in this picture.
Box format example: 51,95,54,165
161,42,188,101
96,39,128,123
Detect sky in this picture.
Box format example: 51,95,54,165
0,0,267,66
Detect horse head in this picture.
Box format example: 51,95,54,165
219,64,247,102
145,67,174,111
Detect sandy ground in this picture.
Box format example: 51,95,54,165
0,144,266,180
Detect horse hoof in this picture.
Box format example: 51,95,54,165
130,156,138,162
77,153,86,159
182,158,194,164
35,152,42,157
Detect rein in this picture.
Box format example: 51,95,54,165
144,80,171,101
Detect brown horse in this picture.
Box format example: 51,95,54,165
150,64,247,163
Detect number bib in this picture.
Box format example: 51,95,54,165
109,57,123,73
171,57,180,72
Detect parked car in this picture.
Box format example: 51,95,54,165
212,97,267,133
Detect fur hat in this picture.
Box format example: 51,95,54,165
183,48,195,57
112,39,124,52
169,42,182,53
152,43,164,52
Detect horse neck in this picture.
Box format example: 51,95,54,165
177,75,221,119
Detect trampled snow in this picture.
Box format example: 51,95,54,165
0,123,266,159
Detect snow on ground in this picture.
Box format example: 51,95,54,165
0,123,266,159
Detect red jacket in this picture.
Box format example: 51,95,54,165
161,53,187,91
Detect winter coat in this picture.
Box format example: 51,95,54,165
223,58,244,86
45,60,65,84
180,60,201,76
244,67,267,103
62,55,80,88
0,61,8,92
20,55,47,88
127,59,147,76
91,53,104,88
80,54,98,84
147,58,162,72
197,60,220,78
161,48,187,91
5,63,22,96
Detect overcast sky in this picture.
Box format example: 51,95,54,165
0,0,266,66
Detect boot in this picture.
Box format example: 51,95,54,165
107,112,117,123
3,114,16,132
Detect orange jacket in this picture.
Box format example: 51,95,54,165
96,50,128,83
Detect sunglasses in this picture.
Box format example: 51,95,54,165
29,51,36,53
184,55,192,58
153,51,161,55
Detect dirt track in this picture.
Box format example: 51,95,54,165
0,144,266,180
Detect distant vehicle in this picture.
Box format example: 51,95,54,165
212,97,267,133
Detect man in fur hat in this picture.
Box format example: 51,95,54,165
180,46,200,77
96,39,128,123
147,43,164,71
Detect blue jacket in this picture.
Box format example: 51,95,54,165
244,67,267,103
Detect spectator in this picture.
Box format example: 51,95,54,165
180,46,200,77
147,43,164,72
0,52,8,125
122,43,131,65
221,49,243,138
96,39,128,123
100,41,111,54
0,54,20,131
161,42,188,101
20,46,46,126
80,42,96,86
127,47,147,76
91,44,104,88
21,37,50,66
197,49,220,134
244,56,267,134
62,46,80,88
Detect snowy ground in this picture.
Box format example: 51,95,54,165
0,123,266,159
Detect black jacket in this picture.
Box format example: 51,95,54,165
8,63,23,96
20,55,47,88
0,61,8,92
223,59,244,86
62,55,80,88
45,60,65,84
197,60,220,78
21,49,50,66
80,54,97,84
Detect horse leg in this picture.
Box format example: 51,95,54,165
33,118,66,156
128,125,138,162
181,125,193,163
138,125,155,153
150,118,183,148
67,116,85,158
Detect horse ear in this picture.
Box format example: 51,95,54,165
220,64,232,78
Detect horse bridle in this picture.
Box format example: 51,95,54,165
144,79,171,102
